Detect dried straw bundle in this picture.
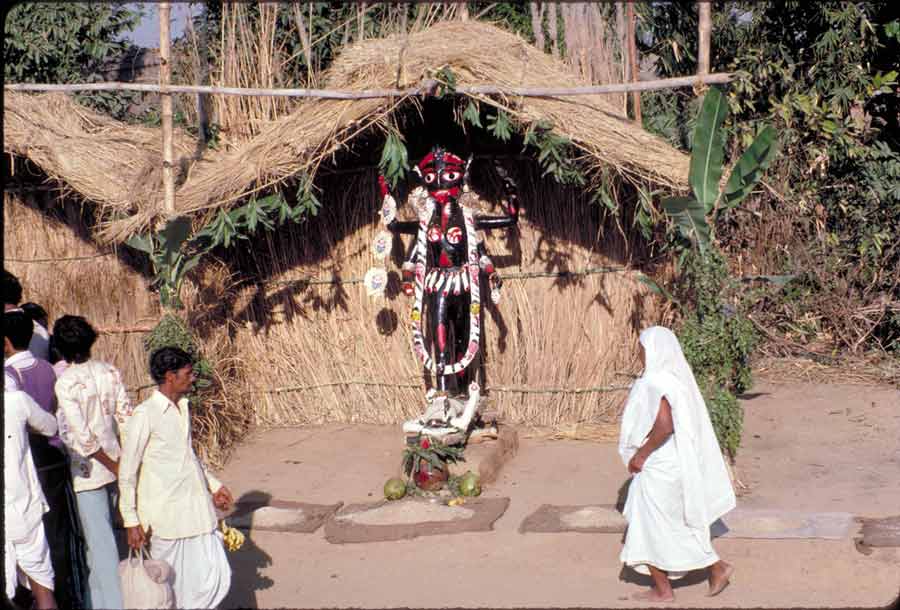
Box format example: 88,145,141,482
97,20,687,241
2,91,197,238
3,192,158,391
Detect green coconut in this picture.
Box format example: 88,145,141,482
458,471,481,497
384,477,407,501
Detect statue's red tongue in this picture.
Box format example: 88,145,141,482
431,189,459,204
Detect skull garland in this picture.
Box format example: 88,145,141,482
370,145,519,435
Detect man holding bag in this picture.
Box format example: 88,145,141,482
118,347,233,608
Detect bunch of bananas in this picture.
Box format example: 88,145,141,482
219,520,245,552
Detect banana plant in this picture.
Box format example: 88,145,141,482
662,86,778,253
125,216,203,310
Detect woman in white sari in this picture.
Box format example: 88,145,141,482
618,326,735,602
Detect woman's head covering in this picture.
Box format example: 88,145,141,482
638,326,706,417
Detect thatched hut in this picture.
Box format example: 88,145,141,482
4,21,686,462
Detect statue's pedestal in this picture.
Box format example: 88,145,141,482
447,425,518,486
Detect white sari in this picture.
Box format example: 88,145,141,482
618,326,736,576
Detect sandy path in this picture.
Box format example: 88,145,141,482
217,380,900,608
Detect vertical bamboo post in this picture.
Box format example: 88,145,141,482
698,1,711,76
625,2,641,124
459,2,469,21
616,2,628,116
196,4,209,144
159,2,175,215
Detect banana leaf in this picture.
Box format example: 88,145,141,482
662,196,711,252
689,87,728,213
721,125,778,211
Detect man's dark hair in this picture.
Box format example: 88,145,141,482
149,346,194,384
20,302,49,329
52,315,98,364
3,310,34,351
2,270,23,306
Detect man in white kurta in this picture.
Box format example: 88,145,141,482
119,346,233,609
618,326,736,601
5,387,58,609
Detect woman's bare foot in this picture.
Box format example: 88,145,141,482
631,588,675,602
707,560,734,596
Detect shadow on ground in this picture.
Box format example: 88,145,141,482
221,491,275,610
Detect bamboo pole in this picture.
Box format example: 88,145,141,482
616,2,628,117
159,2,175,215
4,72,734,98
625,2,641,124
698,1,711,76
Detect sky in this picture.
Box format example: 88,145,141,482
124,2,202,48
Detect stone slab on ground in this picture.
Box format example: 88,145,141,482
323,496,510,544
857,515,900,547
226,499,342,533
718,508,858,540
519,504,627,534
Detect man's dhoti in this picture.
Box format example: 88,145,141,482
150,530,231,609
620,438,719,577
5,520,55,600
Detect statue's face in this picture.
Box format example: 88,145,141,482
417,147,464,204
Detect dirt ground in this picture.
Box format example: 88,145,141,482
216,380,900,609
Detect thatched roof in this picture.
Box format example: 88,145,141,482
4,20,689,244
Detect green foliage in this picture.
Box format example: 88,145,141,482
663,87,776,253
126,217,202,310
462,100,483,129
4,3,140,119
430,65,458,99
661,197,710,253
639,2,900,353
523,120,585,186
722,125,778,211
675,250,758,457
128,185,319,309
401,436,465,480
486,109,513,142
143,313,214,393
689,87,729,211
378,131,410,190
661,88,775,253
651,87,772,456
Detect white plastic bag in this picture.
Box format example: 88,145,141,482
118,547,175,609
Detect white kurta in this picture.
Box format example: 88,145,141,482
4,389,57,598
618,326,736,576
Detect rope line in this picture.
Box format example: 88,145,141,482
6,252,115,263
266,266,631,286
242,381,630,396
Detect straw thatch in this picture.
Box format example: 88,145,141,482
3,193,159,390
3,18,685,458
2,91,197,229
161,20,689,233
3,21,689,244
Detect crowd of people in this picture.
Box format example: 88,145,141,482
4,270,234,610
